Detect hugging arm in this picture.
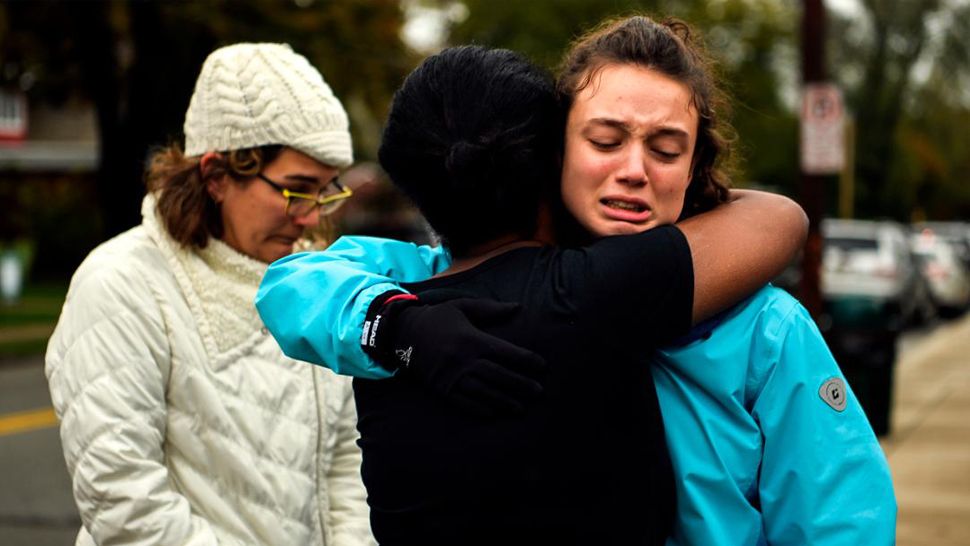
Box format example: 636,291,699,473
678,189,807,324
257,190,805,396
256,236,450,379
544,189,807,344
257,236,545,414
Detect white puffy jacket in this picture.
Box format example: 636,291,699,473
45,196,375,546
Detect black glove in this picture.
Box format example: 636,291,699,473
362,291,547,416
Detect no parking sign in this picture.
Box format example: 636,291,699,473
800,83,845,175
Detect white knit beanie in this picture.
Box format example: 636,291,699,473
184,43,353,168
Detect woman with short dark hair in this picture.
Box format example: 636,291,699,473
376,46,562,257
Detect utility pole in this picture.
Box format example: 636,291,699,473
799,0,827,319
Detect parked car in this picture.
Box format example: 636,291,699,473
911,228,970,317
913,221,970,271
818,219,927,437
821,219,934,332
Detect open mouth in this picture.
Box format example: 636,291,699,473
601,198,647,213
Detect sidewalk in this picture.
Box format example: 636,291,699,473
883,313,970,546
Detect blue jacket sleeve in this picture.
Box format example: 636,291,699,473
255,236,452,379
753,302,897,545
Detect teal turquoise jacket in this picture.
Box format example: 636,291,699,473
256,236,897,546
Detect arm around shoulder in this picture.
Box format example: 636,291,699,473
677,189,807,323
256,236,451,379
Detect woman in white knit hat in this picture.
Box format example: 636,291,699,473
45,43,375,546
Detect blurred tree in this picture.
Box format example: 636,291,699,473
449,0,645,69
899,69,970,219
830,0,970,220
1,0,414,248
897,1,970,221
175,0,416,158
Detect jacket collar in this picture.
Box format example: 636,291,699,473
141,193,269,356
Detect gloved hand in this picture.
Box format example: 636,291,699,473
362,291,547,416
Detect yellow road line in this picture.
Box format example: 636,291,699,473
0,407,58,437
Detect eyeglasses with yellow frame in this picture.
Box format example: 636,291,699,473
257,173,353,217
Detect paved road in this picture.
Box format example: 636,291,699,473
0,357,79,546
2,313,968,545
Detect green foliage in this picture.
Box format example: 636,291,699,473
0,283,66,327
0,282,66,356
0,0,419,269
897,71,970,221
0,0,415,161
450,0,650,70
142,0,417,160
829,0,970,221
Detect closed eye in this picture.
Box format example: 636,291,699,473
590,139,621,150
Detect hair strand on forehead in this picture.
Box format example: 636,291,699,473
557,14,737,217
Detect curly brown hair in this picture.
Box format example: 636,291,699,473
144,144,283,248
557,15,737,218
